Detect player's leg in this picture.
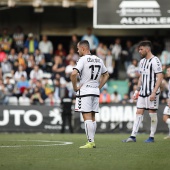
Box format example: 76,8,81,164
80,112,96,148
92,112,96,139
82,112,94,142
92,96,99,140
163,106,170,139
145,95,159,143
131,108,144,138
122,96,145,142
78,97,95,148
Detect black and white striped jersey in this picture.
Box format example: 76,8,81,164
139,56,162,97
73,54,107,97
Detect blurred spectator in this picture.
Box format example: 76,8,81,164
96,42,107,61
54,78,61,102
81,27,99,54
99,89,111,104
0,46,7,62
105,50,114,78
16,75,30,94
0,56,13,75
45,92,56,106
0,28,12,54
122,40,133,70
34,49,46,71
8,48,18,63
43,78,54,96
128,77,138,97
17,51,27,69
65,60,76,80
0,79,8,104
14,65,27,82
121,94,130,105
4,76,14,97
55,43,67,59
52,56,66,78
160,74,169,104
160,51,170,66
65,60,76,97
111,91,122,103
13,26,24,52
132,44,141,61
110,38,122,79
162,65,167,76
26,54,36,76
69,34,78,52
39,35,53,62
53,73,66,99
24,33,38,54
12,60,19,73
66,47,79,64
22,47,30,61
126,59,139,81
30,86,43,105
129,85,138,103
30,65,43,82
35,80,47,100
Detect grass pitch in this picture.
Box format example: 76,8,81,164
0,133,170,170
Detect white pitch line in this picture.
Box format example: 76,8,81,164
0,140,73,148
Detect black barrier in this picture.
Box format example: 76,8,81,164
0,104,168,133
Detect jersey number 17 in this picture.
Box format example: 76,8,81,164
89,65,101,80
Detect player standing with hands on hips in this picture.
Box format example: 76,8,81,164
71,40,109,148
163,66,170,139
123,40,163,143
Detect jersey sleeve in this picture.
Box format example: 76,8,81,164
73,57,84,73
101,59,108,74
152,57,162,74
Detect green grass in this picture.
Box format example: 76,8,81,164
0,133,170,170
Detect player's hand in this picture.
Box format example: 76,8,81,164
73,85,82,92
133,90,139,100
150,92,156,101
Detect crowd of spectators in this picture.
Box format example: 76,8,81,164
0,26,170,105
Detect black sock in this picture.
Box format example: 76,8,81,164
130,136,136,139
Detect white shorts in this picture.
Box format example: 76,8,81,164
75,96,99,113
163,106,170,115
137,95,159,110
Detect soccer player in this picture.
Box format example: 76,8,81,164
71,40,109,148
123,40,163,143
163,66,170,139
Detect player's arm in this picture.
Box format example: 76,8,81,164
70,69,80,92
150,73,163,101
152,73,163,94
137,74,142,91
99,72,109,90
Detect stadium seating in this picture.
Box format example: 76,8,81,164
8,96,18,105
107,80,129,98
19,96,31,106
